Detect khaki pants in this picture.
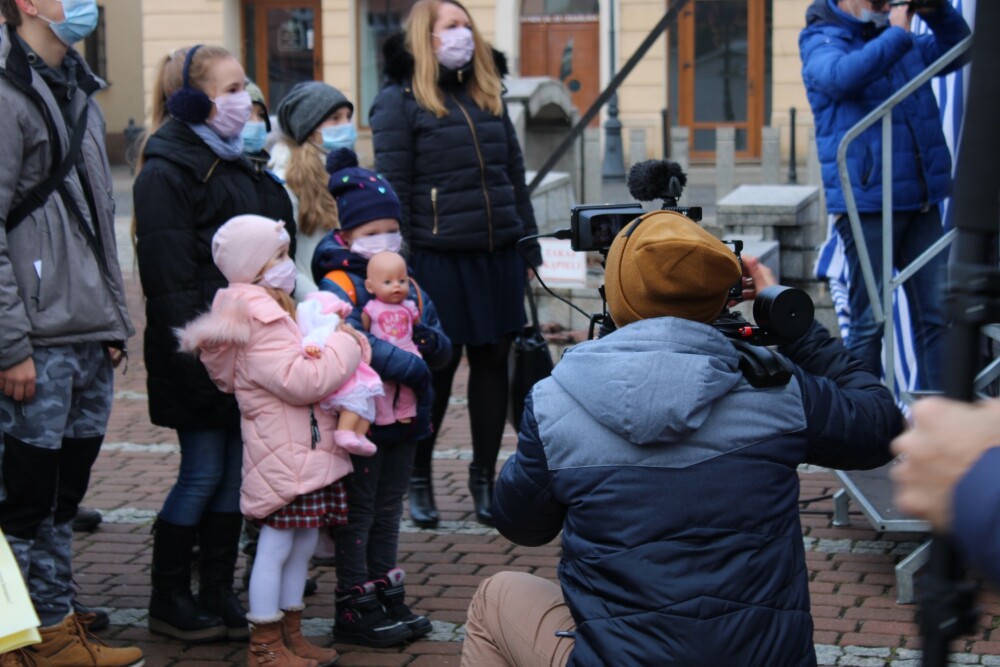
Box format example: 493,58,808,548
461,571,576,667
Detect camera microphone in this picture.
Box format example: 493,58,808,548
627,160,687,204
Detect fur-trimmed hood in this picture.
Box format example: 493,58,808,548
381,32,509,86
176,284,290,393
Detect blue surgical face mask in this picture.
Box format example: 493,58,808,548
241,121,268,154
320,124,357,152
40,0,100,46
860,9,890,28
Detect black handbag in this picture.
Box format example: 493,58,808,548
509,282,554,431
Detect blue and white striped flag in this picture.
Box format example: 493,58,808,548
813,0,975,394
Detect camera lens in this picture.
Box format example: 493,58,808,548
753,286,814,341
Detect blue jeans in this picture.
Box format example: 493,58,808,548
159,427,243,526
834,209,947,390
335,439,416,587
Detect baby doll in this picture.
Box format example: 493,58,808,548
299,291,383,456
362,251,422,425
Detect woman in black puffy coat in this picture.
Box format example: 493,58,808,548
370,0,542,528
132,44,294,642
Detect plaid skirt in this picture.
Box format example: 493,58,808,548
256,480,349,529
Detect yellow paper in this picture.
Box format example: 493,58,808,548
0,527,41,652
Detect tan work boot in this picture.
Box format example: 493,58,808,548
27,614,143,667
247,615,317,667
0,649,52,667
281,607,338,666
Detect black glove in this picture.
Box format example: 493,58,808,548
413,323,439,359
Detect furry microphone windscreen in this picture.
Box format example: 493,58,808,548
627,160,688,202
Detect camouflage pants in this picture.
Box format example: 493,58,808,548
0,343,113,626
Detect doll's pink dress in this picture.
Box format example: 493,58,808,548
297,296,384,421
363,299,420,424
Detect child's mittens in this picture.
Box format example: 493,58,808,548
334,430,377,457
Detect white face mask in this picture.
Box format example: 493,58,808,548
350,232,403,260
434,27,475,70
258,258,296,294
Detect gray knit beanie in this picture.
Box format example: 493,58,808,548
276,81,353,145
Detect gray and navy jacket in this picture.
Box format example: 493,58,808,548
800,0,970,214
494,317,902,667
0,24,133,370
369,34,542,268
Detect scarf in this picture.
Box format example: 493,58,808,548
188,123,244,161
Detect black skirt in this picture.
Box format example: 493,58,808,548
410,245,526,347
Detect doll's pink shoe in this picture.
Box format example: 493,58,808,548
334,430,377,457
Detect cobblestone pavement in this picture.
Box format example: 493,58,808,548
66,168,1000,666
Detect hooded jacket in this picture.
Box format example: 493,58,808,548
954,447,1000,587
0,25,133,369
369,34,542,268
799,0,970,214
133,119,295,430
177,283,360,519
495,317,902,666
312,231,453,443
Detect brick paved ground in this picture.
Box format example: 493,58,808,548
64,168,1000,666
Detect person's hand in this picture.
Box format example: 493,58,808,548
412,323,440,359
889,4,912,30
730,254,778,305
890,397,1000,531
107,346,126,369
338,322,366,349
304,344,323,359
0,357,37,402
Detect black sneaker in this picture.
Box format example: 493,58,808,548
72,507,103,533
333,582,412,647
373,568,432,640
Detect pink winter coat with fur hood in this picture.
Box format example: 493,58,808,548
177,283,364,519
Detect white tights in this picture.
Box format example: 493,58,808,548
248,525,319,619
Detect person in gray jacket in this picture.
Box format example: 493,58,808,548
0,1,139,665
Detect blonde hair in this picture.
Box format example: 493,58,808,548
280,137,340,236
133,45,236,246
405,0,503,118
263,286,297,319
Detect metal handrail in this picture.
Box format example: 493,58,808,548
836,36,971,398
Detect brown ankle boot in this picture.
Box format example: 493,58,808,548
27,614,143,667
247,616,317,667
0,648,52,667
280,608,338,666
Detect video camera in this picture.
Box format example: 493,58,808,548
530,159,815,386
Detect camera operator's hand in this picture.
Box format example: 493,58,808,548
733,255,778,305
890,397,1000,531
889,4,912,30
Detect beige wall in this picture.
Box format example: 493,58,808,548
616,0,668,165
772,0,812,162
94,0,145,137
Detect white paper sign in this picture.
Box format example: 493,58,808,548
538,238,587,289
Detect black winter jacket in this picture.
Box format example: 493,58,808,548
133,119,295,430
370,35,542,268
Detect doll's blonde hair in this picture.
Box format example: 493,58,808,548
405,0,503,118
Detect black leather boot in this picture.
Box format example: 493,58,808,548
197,512,249,640
408,467,439,529
149,517,226,642
467,464,495,527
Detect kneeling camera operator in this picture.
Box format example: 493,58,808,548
466,161,905,667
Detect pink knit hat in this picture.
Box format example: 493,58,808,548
212,215,290,284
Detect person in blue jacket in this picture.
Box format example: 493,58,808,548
312,148,452,648
891,397,1000,586
800,0,970,389
461,211,904,667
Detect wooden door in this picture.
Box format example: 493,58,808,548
520,17,601,126
676,0,765,158
241,0,323,109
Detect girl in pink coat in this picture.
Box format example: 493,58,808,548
178,214,364,666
